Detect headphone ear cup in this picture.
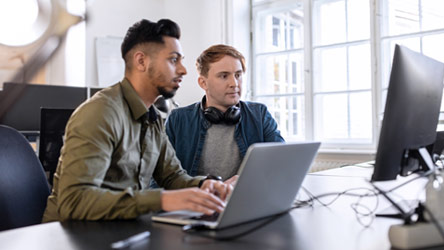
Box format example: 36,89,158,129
148,109,158,122
224,106,241,125
204,107,224,124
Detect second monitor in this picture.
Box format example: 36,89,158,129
372,45,444,181
0,83,87,136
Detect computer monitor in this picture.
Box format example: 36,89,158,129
89,87,103,97
38,108,75,185
0,83,86,140
371,45,444,181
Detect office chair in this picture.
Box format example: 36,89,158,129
0,125,50,231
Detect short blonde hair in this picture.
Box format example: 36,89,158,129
196,44,246,77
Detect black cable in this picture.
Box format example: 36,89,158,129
385,174,426,193
351,201,376,227
300,173,427,207
370,182,416,224
298,175,427,227
184,175,430,240
300,186,380,227
184,186,387,240
300,186,379,207
351,188,380,227
369,172,432,225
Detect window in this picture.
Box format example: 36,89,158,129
252,0,444,150
312,0,372,145
378,0,444,130
253,1,305,141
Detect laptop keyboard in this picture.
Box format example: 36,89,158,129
190,212,220,222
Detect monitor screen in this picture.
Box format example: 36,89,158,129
38,108,75,184
89,87,103,98
371,45,444,181
0,83,87,134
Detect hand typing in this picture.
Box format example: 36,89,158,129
161,188,225,215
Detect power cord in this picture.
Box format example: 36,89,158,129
350,191,379,227
300,186,378,207
183,174,429,240
385,174,426,193
296,175,428,227
299,186,380,227
370,171,436,226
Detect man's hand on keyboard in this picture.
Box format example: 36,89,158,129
161,188,225,215
224,175,238,187
200,179,233,201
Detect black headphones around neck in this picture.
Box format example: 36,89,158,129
200,96,241,125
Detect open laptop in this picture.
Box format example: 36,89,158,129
151,142,321,229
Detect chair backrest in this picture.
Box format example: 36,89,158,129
0,125,50,231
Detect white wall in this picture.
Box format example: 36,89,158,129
163,0,225,106
83,0,250,107
85,0,165,88
0,0,250,106
32,0,250,106
163,0,250,106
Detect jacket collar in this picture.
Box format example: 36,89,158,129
120,78,150,121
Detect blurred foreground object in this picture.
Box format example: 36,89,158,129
154,96,179,114
0,0,84,120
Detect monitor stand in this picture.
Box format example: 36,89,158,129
372,183,424,225
389,178,444,249
373,147,444,249
388,149,444,249
375,199,421,221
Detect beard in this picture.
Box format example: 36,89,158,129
148,64,178,99
157,86,177,99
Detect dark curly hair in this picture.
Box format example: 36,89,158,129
121,19,180,62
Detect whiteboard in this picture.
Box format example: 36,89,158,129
95,36,125,87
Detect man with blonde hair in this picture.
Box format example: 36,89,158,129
165,44,284,181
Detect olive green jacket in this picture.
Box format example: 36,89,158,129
42,79,202,222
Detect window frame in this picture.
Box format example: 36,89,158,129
251,0,444,153
251,0,311,142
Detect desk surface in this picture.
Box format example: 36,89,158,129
0,167,438,250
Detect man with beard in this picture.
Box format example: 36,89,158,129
42,19,231,222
